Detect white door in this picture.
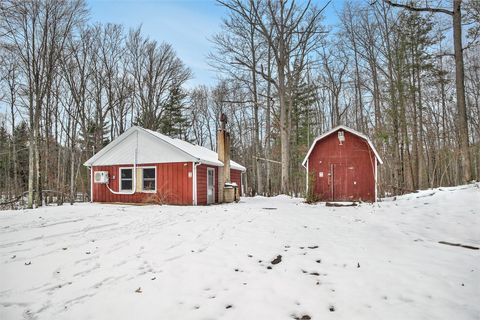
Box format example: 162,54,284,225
207,168,215,204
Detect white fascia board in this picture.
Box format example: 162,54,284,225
302,125,384,167
85,127,198,166
84,127,137,166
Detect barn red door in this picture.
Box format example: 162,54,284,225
331,163,343,201
330,162,357,201
330,162,348,201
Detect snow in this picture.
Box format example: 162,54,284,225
1,184,479,320
302,125,383,166
143,128,246,171
83,126,246,171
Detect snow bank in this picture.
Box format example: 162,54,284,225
0,184,478,319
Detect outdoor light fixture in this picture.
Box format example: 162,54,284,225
338,130,345,145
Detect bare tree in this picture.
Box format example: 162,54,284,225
0,0,87,207
384,0,472,183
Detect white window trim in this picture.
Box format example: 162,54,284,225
141,166,157,193
119,167,134,193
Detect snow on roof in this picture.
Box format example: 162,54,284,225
142,128,246,171
84,126,246,171
302,125,383,167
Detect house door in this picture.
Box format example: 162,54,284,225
207,168,215,204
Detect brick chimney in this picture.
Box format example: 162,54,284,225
217,113,232,203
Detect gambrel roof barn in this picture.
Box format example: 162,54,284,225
303,125,383,202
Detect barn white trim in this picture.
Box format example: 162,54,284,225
302,125,383,167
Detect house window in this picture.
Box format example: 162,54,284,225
120,168,133,191
142,167,156,192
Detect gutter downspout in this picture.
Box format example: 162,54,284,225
192,161,201,205
106,131,139,195
305,159,309,195
375,159,378,202
90,166,93,202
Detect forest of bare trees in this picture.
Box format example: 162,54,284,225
0,0,479,208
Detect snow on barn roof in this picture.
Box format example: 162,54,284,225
302,125,383,167
83,126,246,171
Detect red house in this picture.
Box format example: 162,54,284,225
83,126,245,205
302,125,383,202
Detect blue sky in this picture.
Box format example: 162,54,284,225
87,0,343,87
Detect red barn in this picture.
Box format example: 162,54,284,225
302,125,383,202
84,126,245,205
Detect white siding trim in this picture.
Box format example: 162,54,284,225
305,159,309,195
375,159,378,202
90,167,93,202
193,162,200,205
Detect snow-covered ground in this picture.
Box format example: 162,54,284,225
0,184,479,320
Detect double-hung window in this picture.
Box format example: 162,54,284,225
120,168,133,191
142,167,156,192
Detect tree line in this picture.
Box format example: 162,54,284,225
0,0,479,208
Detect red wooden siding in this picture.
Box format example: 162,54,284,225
196,164,219,205
307,130,376,202
196,166,243,205
231,169,242,195
91,162,193,205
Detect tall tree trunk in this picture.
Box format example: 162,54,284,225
453,0,472,183
279,67,290,194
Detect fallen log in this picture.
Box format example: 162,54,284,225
438,241,479,250
0,195,22,206
388,185,418,194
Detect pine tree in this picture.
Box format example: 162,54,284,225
159,86,189,138
79,119,110,156
14,122,29,191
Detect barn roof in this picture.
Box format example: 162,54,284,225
84,126,246,171
302,125,383,167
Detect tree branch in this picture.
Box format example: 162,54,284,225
383,0,453,16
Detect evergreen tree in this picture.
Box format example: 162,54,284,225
14,122,29,191
0,121,10,192
159,85,189,138
79,119,110,156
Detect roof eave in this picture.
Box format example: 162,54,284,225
303,125,383,165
